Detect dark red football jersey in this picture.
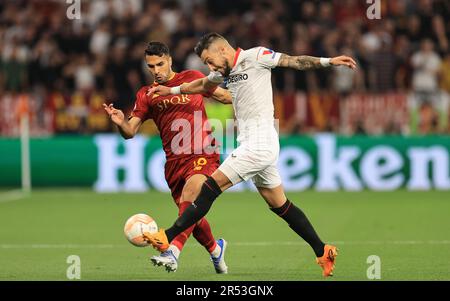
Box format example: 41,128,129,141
131,70,218,161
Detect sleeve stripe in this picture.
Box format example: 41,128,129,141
256,47,263,61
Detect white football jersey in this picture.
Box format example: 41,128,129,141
224,47,281,145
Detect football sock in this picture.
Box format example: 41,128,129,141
166,177,222,242
192,218,218,253
176,201,218,253
167,244,181,259
209,242,222,258
170,202,197,251
271,199,325,257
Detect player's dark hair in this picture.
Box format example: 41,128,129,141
194,32,226,57
145,41,170,57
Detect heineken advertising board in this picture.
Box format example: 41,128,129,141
0,134,449,191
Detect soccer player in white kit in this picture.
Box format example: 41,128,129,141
146,33,357,277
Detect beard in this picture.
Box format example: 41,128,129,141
155,75,168,84
223,63,232,77
222,59,232,77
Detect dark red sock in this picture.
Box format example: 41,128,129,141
193,218,217,253
173,202,217,253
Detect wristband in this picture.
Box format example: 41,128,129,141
320,57,331,67
170,86,181,95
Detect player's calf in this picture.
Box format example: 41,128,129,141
270,199,325,257
165,176,222,242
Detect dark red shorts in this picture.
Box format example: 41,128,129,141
164,154,220,205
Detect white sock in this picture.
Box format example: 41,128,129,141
168,245,181,259
210,243,221,258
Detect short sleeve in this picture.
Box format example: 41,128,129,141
130,88,150,121
255,46,282,69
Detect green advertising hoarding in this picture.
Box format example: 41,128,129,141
0,134,449,191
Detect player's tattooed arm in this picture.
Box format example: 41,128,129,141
277,54,357,70
180,72,222,93
278,54,322,70
180,77,219,94
147,77,219,96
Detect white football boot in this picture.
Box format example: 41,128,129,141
150,249,178,272
211,238,228,274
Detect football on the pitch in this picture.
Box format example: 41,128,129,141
123,213,158,247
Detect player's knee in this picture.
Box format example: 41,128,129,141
180,189,196,203
265,197,286,208
181,176,205,202
258,185,286,208
181,186,198,202
181,181,201,203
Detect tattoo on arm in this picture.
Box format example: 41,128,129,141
278,54,322,70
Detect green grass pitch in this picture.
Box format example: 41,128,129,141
0,189,449,280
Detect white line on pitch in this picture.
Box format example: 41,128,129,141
0,190,27,203
1,240,449,249
0,244,118,249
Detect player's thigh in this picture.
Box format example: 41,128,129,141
217,145,275,190
257,184,287,208
164,159,187,205
254,165,286,208
180,154,222,201
180,174,207,203
210,169,234,191
180,169,232,199
252,163,282,189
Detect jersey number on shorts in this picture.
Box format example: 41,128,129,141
193,157,207,171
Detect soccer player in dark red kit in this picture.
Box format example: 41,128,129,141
103,41,232,273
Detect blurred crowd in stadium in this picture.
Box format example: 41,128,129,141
0,0,450,136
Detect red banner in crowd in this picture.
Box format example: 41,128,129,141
1,92,411,137
341,93,409,135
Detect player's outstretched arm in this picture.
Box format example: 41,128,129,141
211,87,232,104
147,72,223,96
103,103,142,139
277,54,357,70
146,77,207,96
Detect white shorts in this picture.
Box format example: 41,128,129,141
218,142,282,189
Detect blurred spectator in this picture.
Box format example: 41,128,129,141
440,53,450,94
417,101,440,134
89,20,111,56
74,55,95,91
411,39,442,101
1,43,27,92
332,48,364,95
371,39,397,92
0,0,449,136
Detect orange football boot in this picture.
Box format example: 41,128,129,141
143,229,170,252
316,244,338,277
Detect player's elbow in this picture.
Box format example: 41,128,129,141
121,132,135,140
223,97,233,104
222,94,233,104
